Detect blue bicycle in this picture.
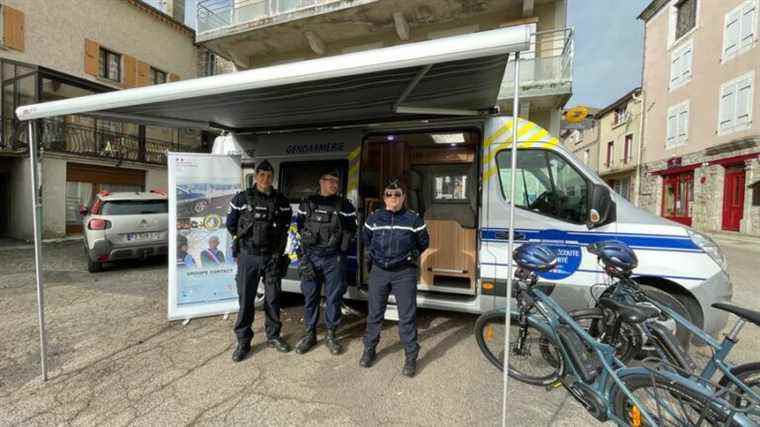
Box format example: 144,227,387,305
475,243,759,426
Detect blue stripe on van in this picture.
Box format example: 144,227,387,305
480,228,701,252
479,262,707,282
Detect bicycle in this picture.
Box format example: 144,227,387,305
475,243,759,425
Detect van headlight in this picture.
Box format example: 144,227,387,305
687,230,727,270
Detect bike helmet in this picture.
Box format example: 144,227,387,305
513,243,558,272
590,240,638,278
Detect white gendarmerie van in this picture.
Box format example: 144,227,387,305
231,115,731,341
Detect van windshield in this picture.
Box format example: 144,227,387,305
101,200,168,215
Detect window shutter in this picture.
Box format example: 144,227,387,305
667,109,677,147
123,55,137,88
670,52,681,87
741,1,756,48
735,76,753,128
677,104,689,145
724,8,741,57
84,39,100,76
168,73,180,82
136,61,150,86
3,5,24,52
719,83,737,132
681,44,692,80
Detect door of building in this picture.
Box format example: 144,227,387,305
722,167,746,231
662,172,693,226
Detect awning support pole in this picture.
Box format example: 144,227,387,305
28,120,48,382
502,51,520,426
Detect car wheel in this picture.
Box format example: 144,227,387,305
194,199,209,214
639,284,693,351
87,258,103,273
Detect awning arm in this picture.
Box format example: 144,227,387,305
392,64,432,112
392,63,484,116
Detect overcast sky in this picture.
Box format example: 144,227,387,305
152,0,648,111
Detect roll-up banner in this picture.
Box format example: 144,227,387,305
168,153,242,320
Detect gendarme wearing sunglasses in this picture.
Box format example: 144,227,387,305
360,177,430,377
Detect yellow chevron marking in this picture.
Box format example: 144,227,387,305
484,120,515,148
348,146,361,161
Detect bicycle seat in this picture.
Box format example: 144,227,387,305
599,297,659,323
712,302,760,327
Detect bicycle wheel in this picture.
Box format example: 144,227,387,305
718,362,760,424
568,308,642,364
474,310,563,385
610,372,739,426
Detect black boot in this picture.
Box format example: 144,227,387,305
295,332,317,354
232,341,251,362
402,352,417,377
359,346,376,368
325,329,342,355
267,336,292,353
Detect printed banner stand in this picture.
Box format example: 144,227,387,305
168,153,242,321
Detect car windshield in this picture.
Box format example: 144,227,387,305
101,200,167,215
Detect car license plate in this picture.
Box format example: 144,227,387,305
126,232,160,241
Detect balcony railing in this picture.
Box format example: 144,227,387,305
32,119,201,165
198,0,330,33
499,27,574,100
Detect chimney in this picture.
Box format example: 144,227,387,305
164,0,186,24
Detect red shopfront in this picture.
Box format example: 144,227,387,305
662,170,694,226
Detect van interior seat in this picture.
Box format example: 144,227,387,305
423,203,476,229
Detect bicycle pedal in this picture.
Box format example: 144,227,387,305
545,380,562,391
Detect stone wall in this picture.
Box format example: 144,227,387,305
692,165,724,232
743,158,760,236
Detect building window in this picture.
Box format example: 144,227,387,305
624,134,633,164
612,176,632,201
723,0,757,61
606,141,614,167
667,101,689,149
662,171,694,226
753,183,760,206
670,38,693,90
718,71,754,135
676,0,698,40
150,67,167,85
613,107,630,126
98,48,121,82
205,52,216,76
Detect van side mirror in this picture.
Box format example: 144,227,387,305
587,183,616,229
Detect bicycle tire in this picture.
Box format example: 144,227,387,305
610,372,741,426
568,307,642,364
718,361,760,424
474,310,563,385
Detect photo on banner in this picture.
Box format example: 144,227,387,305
168,153,242,320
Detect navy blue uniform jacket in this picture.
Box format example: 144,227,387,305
363,208,430,269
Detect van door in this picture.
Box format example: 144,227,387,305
479,121,606,310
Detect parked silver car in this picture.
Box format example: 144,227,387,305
81,191,168,272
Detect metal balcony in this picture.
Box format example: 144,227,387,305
499,27,574,105
197,0,335,34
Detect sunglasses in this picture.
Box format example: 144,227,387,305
384,191,403,198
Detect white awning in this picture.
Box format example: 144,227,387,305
16,26,530,131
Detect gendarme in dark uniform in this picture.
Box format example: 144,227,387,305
360,178,430,377
226,160,292,362
293,169,357,355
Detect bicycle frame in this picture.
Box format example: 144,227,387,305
519,284,660,425
611,277,760,406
